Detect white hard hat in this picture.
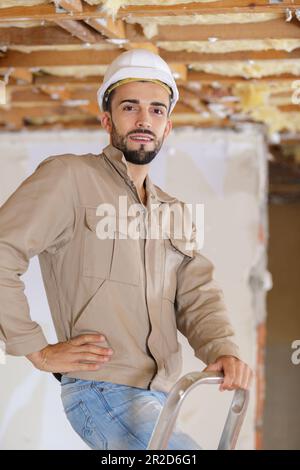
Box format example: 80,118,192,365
97,49,179,115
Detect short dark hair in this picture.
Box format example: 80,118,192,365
103,88,117,114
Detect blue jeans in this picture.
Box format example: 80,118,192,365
60,375,202,450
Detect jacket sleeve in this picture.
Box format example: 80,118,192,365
175,224,241,365
0,157,76,356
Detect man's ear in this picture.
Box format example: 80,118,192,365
100,111,112,134
164,119,173,139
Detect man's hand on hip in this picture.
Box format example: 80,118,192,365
204,355,253,392
25,334,114,373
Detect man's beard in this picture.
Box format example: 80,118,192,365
111,121,163,165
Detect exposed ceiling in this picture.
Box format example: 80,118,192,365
0,0,300,199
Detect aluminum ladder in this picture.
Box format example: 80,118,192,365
147,371,249,450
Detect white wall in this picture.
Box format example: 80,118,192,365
0,126,268,449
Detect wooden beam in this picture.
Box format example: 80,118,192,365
126,18,300,42
170,114,235,127
34,75,102,86
53,0,109,46
2,70,299,90
9,68,33,84
38,84,101,118
0,26,84,47
279,104,300,112
176,86,207,113
41,1,154,55
2,71,298,94
8,87,96,103
0,105,89,122
2,18,300,48
187,71,300,84
0,49,120,69
0,104,102,130
269,183,300,193
84,15,155,52
85,17,126,40
123,42,159,53
2,48,300,70
31,71,300,86
162,49,300,63
54,19,104,44
0,2,298,21
0,120,101,131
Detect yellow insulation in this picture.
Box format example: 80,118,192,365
190,60,300,79
27,113,91,125
233,83,270,112
158,39,300,54
231,83,299,134
38,66,108,77
7,44,118,53
250,107,300,134
0,21,47,28
87,0,220,18
125,13,282,39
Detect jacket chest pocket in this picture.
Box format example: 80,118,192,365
163,237,194,303
82,208,140,286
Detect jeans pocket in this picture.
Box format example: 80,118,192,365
61,377,93,398
64,399,107,450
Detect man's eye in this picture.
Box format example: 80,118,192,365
153,108,164,115
123,105,134,111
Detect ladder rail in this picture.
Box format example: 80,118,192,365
147,371,249,450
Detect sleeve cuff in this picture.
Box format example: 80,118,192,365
5,330,49,356
194,340,242,365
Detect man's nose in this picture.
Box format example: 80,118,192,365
135,109,151,129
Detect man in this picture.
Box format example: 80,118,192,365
0,49,252,450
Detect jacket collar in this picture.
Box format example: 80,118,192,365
101,143,177,204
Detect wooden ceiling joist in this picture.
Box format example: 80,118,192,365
39,85,101,118
125,18,300,42
2,48,300,70
1,71,299,93
9,68,33,84
0,26,84,47
0,1,298,22
53,0,108,44
0,105,89,123
163,49,300,63
85,17,126,40
2,18,300,47
186,72,300,84
54,0,127,47
7,86,96,103
54,19,104,43
0,49,119,69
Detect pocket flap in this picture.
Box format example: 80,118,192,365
85,209,117,238
168,237,195,258
85,209,143,241
84,207,99,232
